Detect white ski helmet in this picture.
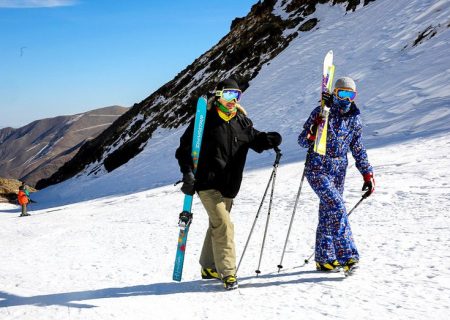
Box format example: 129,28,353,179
334,77,356,91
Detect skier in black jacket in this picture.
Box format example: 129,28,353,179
175,78,281,290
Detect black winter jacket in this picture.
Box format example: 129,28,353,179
176,108,276,198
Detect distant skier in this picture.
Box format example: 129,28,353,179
176,78,282,290
298,77,375,274
18,185,30,217
21,181,35,203
21,181,30,199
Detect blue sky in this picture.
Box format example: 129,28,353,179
0,0,256,128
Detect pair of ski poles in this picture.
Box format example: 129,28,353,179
237,148,368,275
237,147,282,276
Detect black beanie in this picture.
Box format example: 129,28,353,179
216,78,240,91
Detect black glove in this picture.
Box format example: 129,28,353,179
266,132,282,148
206,91,215,100
322,91,333,107
181,171,195,195
362,173,375,198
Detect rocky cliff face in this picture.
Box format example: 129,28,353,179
0,177,36,204
36,0,374,190
0,106,127,187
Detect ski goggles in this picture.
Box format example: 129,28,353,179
334,88,357,102
215,89,242,102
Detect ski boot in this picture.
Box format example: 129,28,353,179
223,275,238,290
201,268,220,280
343,258,359,277
316,260,341,272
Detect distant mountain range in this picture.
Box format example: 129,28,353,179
0,106,127,187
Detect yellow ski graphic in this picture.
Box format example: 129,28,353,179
314,51,335,155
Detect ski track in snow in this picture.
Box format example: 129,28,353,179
1,134,449,320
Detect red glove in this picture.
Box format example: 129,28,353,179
307,114,324,141
362,173,375,198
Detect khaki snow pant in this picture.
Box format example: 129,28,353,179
198,189,235,278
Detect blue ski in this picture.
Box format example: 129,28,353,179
172,96,207,282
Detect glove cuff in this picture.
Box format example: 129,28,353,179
363,172,373,182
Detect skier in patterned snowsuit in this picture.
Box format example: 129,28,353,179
298,77,375,272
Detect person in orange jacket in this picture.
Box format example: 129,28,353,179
18,185,30,217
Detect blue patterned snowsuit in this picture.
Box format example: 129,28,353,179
298,103,372,265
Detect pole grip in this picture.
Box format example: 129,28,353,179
273,147,282,166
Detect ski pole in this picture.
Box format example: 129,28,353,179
255,147,282,276
237,147,282,274
348,193,368,216
304,195,367,265
237,168,274,273
277,166,306,273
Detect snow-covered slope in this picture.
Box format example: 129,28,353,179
1,134,449,319
244,0,450,160
34,0,450,205
1,0,449,318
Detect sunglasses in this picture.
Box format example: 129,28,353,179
334,88,357,101
215,89,242,102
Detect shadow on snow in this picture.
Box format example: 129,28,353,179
0,270,343,309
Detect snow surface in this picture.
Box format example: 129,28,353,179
1,134,449,319
1,0,450,319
